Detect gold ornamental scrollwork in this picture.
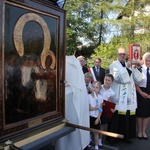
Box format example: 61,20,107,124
13,13,56,69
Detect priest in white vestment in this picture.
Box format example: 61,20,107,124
55,56,90,150
107,48,143,143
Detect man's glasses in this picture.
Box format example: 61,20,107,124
118,53,126,56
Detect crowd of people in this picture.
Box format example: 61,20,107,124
77,48,150,150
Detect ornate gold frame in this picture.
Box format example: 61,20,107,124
0,0,66,141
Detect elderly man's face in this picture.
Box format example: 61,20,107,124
117,48,127,62
79,58,85,66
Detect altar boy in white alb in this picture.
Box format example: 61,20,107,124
107,48,144,144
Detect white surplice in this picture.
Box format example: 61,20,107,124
109,60,143,114
55,55,90,150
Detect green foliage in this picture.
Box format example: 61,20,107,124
64,0,117,55
64,0,150,69
87,38,121,69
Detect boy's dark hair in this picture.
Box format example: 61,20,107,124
105,73,114,82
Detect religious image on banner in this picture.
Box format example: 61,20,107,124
129,44,142,64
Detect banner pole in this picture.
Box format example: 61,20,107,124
62,120,124,139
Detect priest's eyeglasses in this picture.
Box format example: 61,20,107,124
118,53,126,56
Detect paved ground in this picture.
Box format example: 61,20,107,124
85,119,150,150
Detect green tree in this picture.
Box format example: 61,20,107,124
88,0,150,69
64,0,116,55
64,0,150,69
88,36,123,69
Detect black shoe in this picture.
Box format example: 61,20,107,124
143,136,148,140
89,141,94,146
137,135,143,140
98,145,103,149
87,141,94,149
